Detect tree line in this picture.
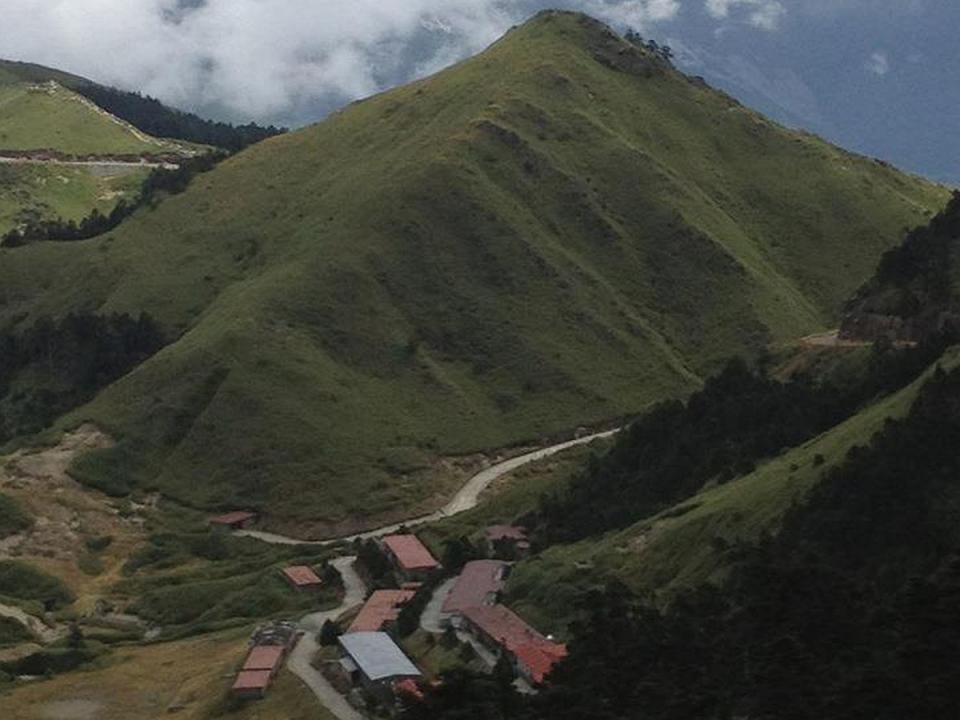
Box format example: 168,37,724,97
76,84,284,152
0,312,165,442
537,334,954,544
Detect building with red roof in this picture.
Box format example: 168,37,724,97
513,642,568,685
381,534,440,581
442,560,508,620
209,510,258,530
281,565,323,591
231,640,289,699
347,589,416,633
243,645,285,672
232,670,274,699
460,605,567,685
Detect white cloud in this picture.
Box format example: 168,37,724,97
0,1,682,125
865,51,890,76
705,0,786,31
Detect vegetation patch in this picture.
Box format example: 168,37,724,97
0,492,32,538
0,560,73,609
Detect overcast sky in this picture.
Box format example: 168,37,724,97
2,1,957,183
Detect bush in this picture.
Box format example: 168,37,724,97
84,535,113,553
0,561,73,609
0,616,32,647
0,494,32,539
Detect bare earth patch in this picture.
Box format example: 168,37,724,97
0,424,148,614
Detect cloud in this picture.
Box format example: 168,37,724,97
0,0,682,126
865,51,890,76
705,0,786,30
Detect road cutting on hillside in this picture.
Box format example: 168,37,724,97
235,428,619,547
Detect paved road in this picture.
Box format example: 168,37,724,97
419,577,456,634
237,428,619,547
287,556,367,720
0,155,179,170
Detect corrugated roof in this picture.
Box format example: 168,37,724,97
339,631,421,682
232,669,273,691
382,535,439,571
442,560,508,614
282,565,323,587
347,589,416,633
243,645,285,672
461,604,565,672
514,642,568,684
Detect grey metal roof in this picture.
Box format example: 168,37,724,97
339,632,421,682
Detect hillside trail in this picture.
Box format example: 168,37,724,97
287,555,367,720
236,428,619,547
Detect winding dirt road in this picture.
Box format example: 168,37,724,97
287,556,367,720
236,428,619,547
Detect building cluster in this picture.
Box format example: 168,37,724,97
442,528,566,686
329,533,439,703
231,621,301,700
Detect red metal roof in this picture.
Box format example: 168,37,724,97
461,604,566,682
210,511,257,525
347,589,416,633
282,565,323,587
232,669,273,691
484,525,528,542
243,645,285,672
382,535,439,571
442,560,508,614
514,642,568,684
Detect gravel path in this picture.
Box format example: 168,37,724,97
287,556,367,720
237,429,619,547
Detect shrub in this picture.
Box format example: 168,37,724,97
0,561,73,608
0,494,32,539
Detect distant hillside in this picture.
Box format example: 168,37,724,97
0,59,283,152
841,191,960,342
0,11,948,535
0,79,186,156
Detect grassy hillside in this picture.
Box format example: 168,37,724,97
0,67,200,235
0,82,177,156
0,162,146,235
0,12,948,534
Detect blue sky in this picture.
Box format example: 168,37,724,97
2,1,956,183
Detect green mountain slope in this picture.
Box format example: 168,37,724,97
0,12,948,534
0,63,207,236
0,81,176,156
506,355,944,626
